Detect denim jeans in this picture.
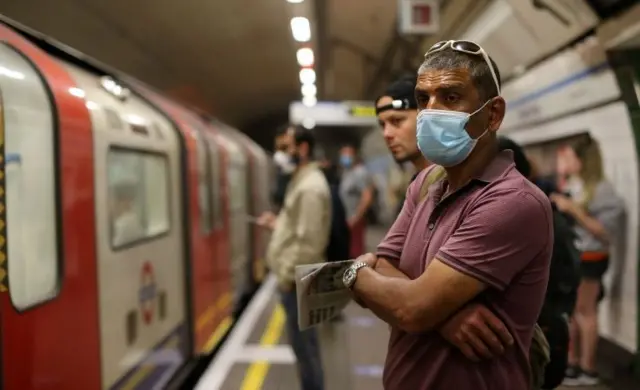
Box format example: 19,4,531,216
280,288,325,390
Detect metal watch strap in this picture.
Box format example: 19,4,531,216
347,261,369,289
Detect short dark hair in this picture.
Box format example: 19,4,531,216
275,123,292,137
292,126,316,158
419,49,502,101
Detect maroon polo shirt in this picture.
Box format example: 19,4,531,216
377,151,553,390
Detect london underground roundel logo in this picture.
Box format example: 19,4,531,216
139,261,156,325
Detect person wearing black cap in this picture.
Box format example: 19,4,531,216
376,74,430,174
376,74,432,216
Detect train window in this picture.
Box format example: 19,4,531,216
107,148,170,248
195,131,213,233
0,43,60,310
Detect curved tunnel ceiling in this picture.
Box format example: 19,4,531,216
0,0,601,145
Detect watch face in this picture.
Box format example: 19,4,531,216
343,268,355,287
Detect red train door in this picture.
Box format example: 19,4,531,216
0,31,101,390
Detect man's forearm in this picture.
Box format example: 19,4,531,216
374,257,409,279
353,267,413,330
354,257,408,309
368,259,474,337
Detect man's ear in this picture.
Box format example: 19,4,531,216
489,97,506,133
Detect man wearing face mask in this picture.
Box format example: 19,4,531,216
343,41,553,390
258,126,331,390
338,145,374,258
272,124,297,210
375,74,435,217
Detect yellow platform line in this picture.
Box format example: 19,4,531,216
240,304,286,390
197,292,232,332
203,316,234,354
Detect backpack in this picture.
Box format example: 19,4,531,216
325,183,351,262
416,166,551,389
543,209,580,317
537,209,580,389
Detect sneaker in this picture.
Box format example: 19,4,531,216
561,365,582,386
577,371,600,386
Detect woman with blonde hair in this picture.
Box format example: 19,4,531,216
550,139,625,386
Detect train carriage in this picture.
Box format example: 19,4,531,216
216,125,272,313
213,128,252,314
62,61,189,390
129,82,234,357
0,18,271,390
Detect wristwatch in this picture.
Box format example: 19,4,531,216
342,261,369,290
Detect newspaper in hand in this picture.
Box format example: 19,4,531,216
295,260,355,331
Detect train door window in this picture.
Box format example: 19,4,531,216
195,131,213,233
207,138,222,228
107,148,170,248
0,43,60,310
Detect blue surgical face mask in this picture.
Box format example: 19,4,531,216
416,100,492,167
340,154,353,168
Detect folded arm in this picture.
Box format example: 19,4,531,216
353,189,551,334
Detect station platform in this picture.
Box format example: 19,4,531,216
196,228,636,390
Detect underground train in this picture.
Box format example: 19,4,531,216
0,18,272,390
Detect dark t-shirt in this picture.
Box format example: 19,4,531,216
377,152,553,390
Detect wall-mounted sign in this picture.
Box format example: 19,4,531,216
398,0,440,35
348,105,377,118
289,101,378,127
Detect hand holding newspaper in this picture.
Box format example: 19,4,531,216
294,260,355,331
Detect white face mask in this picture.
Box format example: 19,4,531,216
274,151,296,174
565,175,586,203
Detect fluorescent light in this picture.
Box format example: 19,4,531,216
301,83,316,97
302,96,317,107
296,48,314,67
287,0,304,3
299,68,316,85
291,17,311,42
69,87,86,98
302,118,316,129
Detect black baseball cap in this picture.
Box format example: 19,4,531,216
375,74,419,115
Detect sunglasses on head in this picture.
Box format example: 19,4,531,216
426,40,501,95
